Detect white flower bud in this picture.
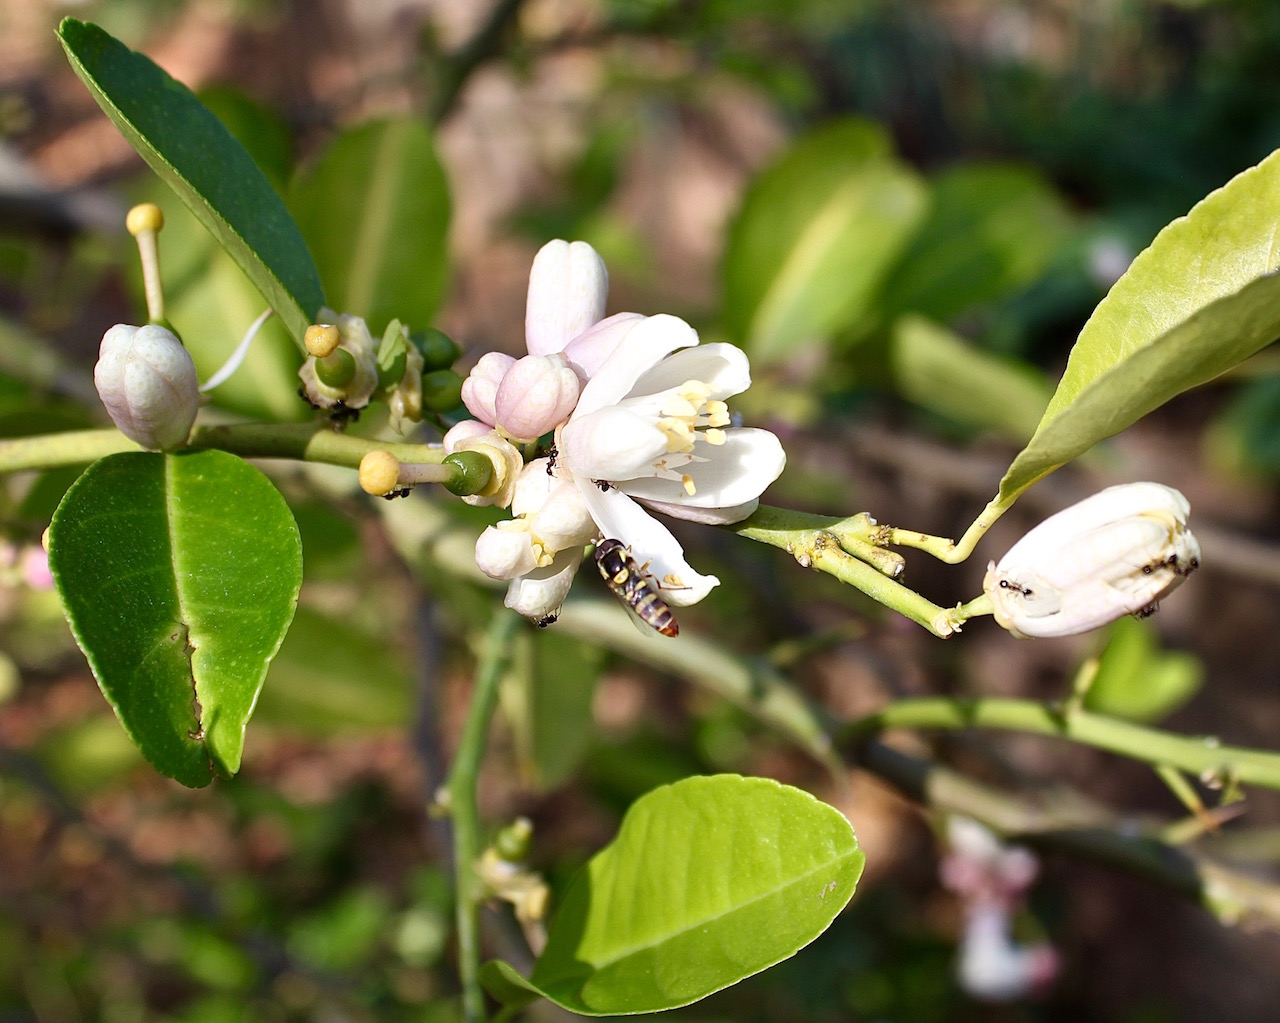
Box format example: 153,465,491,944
94,323,200,451
494,353,581,442
525,239,609,357
984,482,1200,639
460,352,515,426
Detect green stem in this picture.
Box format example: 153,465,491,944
0,423,450,475
883,493,1014,563
447,610,520,1023
843,696,1280,792
729,505,969,637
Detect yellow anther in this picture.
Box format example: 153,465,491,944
680,379,712,401
662,395,698,419
305,323,342,358
126,202,164,236
359,450,401,495
704,400,731,427
703,428,727,445
681,474,697,496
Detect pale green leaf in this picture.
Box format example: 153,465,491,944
1000,148,1280,502
723,119,928,363
1083,617,1203,723
484,774,863,1015
47,451,303,787
291,119,451,335
58,19,325,347
891,314,1053,443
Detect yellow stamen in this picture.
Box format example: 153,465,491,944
682,474,697,496
704,428,727,445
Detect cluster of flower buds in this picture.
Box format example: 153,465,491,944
941,817,1059,1002
298,314,463,432
452,239,786,627
984,482,1201,639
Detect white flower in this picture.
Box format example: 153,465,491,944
558,314,786,607
94,323,199,451
984,482,1200,639
957,904,1058,1002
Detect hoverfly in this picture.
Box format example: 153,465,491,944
594,538,679,637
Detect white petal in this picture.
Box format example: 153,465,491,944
511,459,556,518
561,406,669,481
530,483,598,551
525,240,609,356
578,483,719,606
635,497,759,526
573,314,700,418
617,428,785,511
562,312,645,378
629,342,752,401
443,419,492,454
504,549,583,623
475,524,539,580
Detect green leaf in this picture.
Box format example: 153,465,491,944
1083,617,1203,723
47,451,303,787
484,774,863,1015
999,147,1280,503
890,314,1052,443
291,118,451,335
876,163,1074,324
723,119,928,363
57,18,325,346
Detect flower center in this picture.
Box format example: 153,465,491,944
650,380,730,494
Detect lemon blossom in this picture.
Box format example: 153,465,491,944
983,482,1200,639
95,323,200,451
557,313,786,608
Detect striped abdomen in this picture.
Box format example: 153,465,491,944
594,539,679,637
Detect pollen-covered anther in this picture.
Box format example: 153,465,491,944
681,474,697,496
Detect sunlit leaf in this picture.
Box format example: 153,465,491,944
483,774,862,1014
999,147,1280,502
58,18,324,346
291,118,451,335
48,451,302,787
723,119,927,363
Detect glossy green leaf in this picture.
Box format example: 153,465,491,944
1083,617,1203,723
723,119,927,363
999,147,1280,502
484,774,862,1015
291,119,451,335
891,314,1052,443
877,163,1074,324
57,18,324,346
47,451,302,787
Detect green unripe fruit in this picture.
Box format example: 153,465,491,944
413,328,462,372
442,450,493,496
315,348,357,388
421,369,463,413
494,818,534,862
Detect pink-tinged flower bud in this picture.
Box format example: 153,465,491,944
94,323,199,451
525,240,609,356
984,482,1200,639
494,353,581,442
460,352,515,426
475,523,539,580
957,904,1059,1002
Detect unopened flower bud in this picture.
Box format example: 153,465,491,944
494,353,581,442
94,323,199,450
421,369,463,413
525,239,609,356
414,327,461,371
460,352,515,426
984,482,1200,639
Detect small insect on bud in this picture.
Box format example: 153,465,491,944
984,482,1201,639
94,323,200,451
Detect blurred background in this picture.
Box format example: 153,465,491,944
2,0,1280,1019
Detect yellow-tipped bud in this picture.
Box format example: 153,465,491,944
126,202,164,236
305,323,342,358
359,450,401,496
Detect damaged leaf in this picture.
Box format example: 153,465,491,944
48,450,302,787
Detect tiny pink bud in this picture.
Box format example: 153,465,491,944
94,324,199,451
460,352,515,425
494,353,581,442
